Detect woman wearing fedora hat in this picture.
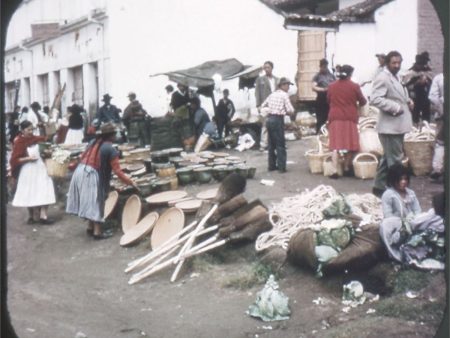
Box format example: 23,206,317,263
66,122,138,239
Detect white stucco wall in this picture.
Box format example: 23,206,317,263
6,0,107,48
325,0,418,97
107,0,298,116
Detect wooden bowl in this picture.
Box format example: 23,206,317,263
104,191,119,219
119,212,159,247
126,163,145,172
151,207,185,249
121,194,142,233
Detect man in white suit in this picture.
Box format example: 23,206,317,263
370,51,414,197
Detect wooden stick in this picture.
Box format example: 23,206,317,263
131,244,181,281
129,256,178,285
170,203,219,282
125,223,218,274
126,221,198,271
182,239,228,259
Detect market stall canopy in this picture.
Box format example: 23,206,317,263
150,58,262,95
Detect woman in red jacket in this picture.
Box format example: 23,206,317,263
327,65,367,178
10,120,56,224
66,122,138,239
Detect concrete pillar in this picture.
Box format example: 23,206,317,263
97,58,106,104
31,74,42,104
48,71,59,109
82,63,98,121
21,77,31,107
60,68,74,113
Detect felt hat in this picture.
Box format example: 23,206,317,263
127,91,136,98
96,122,118,135
102,94,113,101
30,101,41,110
278,77,294,86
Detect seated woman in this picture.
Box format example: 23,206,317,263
66,122,138,239
381,164,421,218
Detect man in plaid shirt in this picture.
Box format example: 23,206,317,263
261,77,295,173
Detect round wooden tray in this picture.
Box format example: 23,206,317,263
126,163,145,172
122,194,142,233
196,187,219,200
175,199,203,213
120,211,159,246
104,191,119,219
151,207,185,249
145,190,188,205
131,167,147,176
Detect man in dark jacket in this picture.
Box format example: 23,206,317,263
191,97,210,139
123,92,150,146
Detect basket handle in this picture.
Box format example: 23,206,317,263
317,136,323,154
353,152,378,163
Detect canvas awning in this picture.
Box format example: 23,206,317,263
150,58,262,96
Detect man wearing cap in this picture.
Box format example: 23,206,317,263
312,59,336,134
260,77,295,173
371,50,414,197
123,92,150,146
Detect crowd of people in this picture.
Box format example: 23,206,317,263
7,51,445,240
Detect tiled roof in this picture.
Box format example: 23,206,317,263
284,0,394,23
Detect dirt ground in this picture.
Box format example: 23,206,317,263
6,138,446,338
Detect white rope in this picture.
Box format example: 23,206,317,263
255,186,383,252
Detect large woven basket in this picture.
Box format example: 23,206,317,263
353,153,378,179
403,140,435,176
45,158,69,178
305,150,330,174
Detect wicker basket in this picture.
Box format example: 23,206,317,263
45,158,69,178
305,150,330,174
322,154,343,177
353,153,378,179
403,140,435,176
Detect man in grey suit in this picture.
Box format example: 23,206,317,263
371,51,414,197
255,61,279,149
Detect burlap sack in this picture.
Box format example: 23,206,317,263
323,224,385,274
287,229,318,271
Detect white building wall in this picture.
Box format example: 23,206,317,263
6,0,107,48
325,0,418,97
107,0,298,116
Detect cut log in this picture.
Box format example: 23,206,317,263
210,194,248,223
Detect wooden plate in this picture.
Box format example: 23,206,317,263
145,190,188,205
175,199,203,213
196,188,219,200
168,197,193,207
126,163,145,172
120,212,159,246
226,156,241,161
151,208,185,249
213,152,230,157
122,194,142,233
104,191,119,219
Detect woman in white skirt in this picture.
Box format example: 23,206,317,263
66,122,138,239
10,120,56,224
64,104,85,145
